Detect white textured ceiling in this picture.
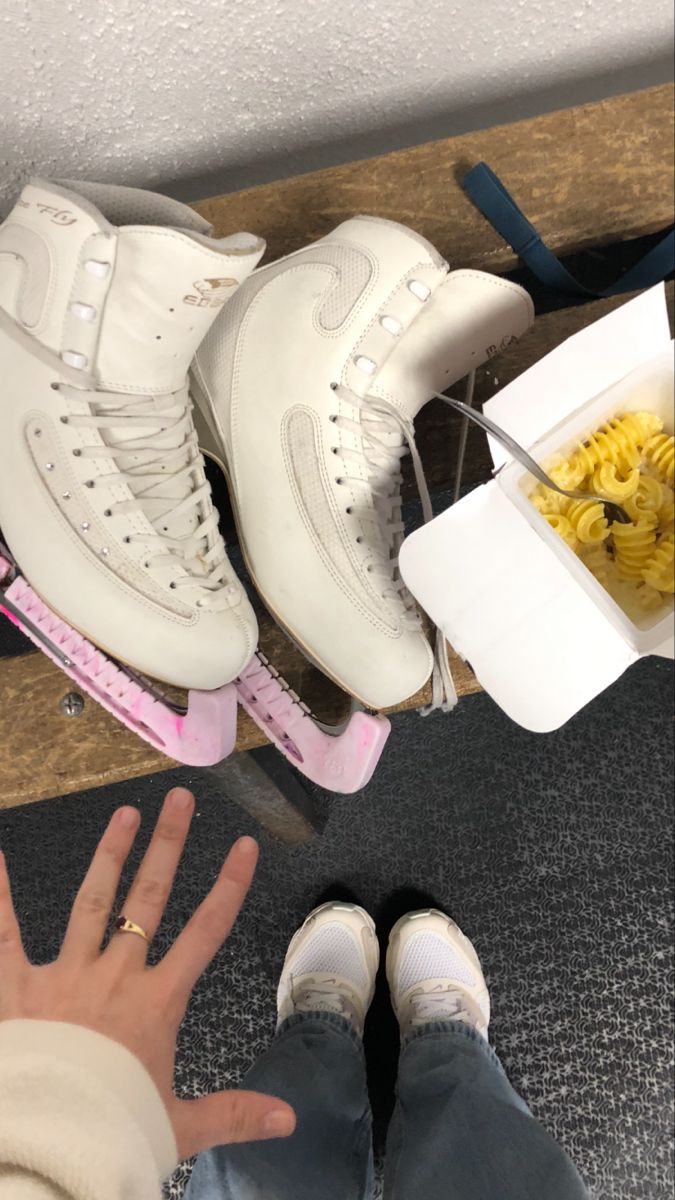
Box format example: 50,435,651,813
1,0,673,209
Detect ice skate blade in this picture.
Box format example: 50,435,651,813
235,651,390,793
0,553,237,766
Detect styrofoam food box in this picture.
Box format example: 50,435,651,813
399,291,674,732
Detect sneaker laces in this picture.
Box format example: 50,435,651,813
331,371,476,712
291,975,362,1024
58,381,230,599
409,985,476,1028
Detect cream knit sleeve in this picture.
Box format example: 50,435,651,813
0,1020,177,1200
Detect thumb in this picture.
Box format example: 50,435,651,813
173,1089,296,1157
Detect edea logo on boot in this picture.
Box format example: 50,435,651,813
183,277,238,307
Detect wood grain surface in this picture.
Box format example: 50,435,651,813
194,85,674,271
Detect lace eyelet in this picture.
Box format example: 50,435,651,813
329,414,337,423
103,508,112,517
72,449,82,457
50,382,60,391
84,259,111,278
329,382,338,391
408,280,431,302
356,536,363,544
123,536,131,544
335,477,344,485
331,447,338,454
169,581,177,589
346,506,353,514
380,315,402,336
59,415,68,424
143,561,150,569
84,480,95,488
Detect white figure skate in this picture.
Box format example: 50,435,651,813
0,178,265,764
191,217,534,710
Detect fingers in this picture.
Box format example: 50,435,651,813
172,1089,295,1159
108,788,195,958
158,836,258,996
0,849,27,981
59,806,141,964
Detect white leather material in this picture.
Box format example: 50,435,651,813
95,227,260,395
372,269,534,418
193,216,533,708
0,179,263,689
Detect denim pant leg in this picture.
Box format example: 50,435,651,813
384,1021,589,1200
186,1013,373,1200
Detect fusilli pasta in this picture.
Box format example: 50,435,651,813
643,433,675,485
530,407,673,620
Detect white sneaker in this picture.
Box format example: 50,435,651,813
276,901,380,1036
387,909,491,1040
0,179,264,690
192,217,532,709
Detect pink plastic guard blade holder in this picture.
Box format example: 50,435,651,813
235,652,390,793
0,557,237,766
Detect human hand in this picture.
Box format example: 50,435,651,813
0,787,296,1159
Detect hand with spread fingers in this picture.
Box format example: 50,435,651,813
0,787,296,1185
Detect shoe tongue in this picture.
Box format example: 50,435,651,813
11,179,263,394
95,223,263,395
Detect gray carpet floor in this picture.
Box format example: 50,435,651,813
1,654,673,1199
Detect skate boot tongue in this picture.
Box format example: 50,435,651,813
10,179,264,393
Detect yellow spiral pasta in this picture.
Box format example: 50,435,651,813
643,433,675,485
534,408,672,620
531,486,569,516
624,474,664,522
570,412,663,479
548,458,587,491
659,498,674,534
590,463,640,502
564,498,610,545
612,515,658,581
642,534,675,593
542,512,578,549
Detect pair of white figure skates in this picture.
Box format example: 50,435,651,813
0,179,533,790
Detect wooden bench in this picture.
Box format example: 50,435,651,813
1,83,673,836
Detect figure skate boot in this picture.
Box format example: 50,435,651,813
0,179,264,762
191,217,533,709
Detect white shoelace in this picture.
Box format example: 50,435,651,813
59,382,230,600
292,976,361,1024
409,986,475,1028
331,372,476,712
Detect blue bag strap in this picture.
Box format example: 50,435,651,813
462,161,675,299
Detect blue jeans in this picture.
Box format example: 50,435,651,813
185,1014,589,1200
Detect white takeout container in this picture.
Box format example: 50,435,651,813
399,285,675,732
